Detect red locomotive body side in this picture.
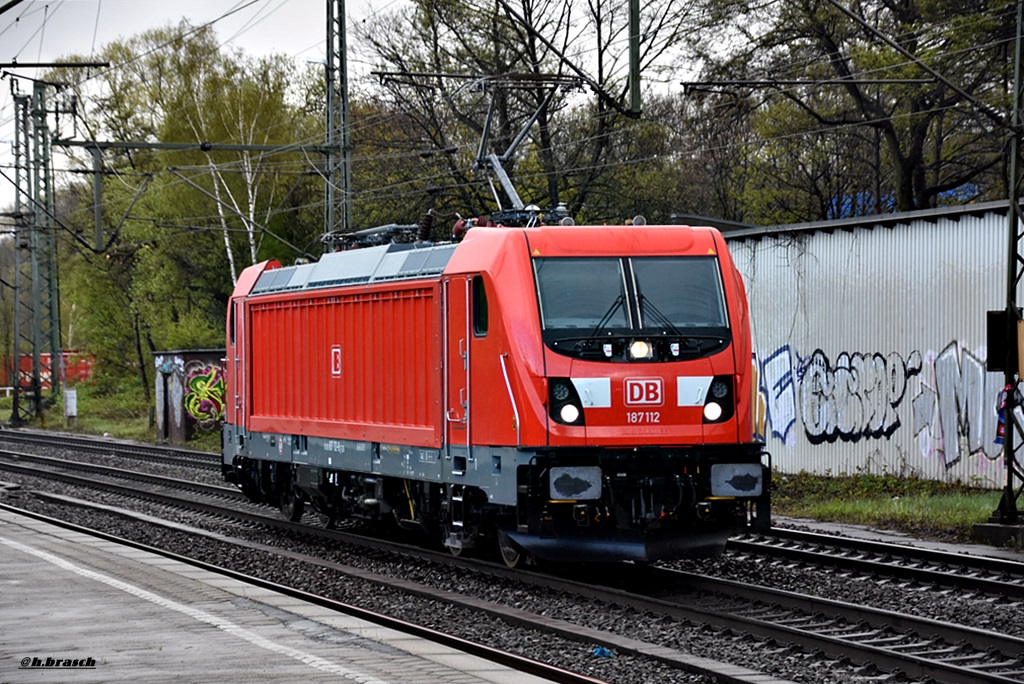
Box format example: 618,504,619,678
245,281,443,447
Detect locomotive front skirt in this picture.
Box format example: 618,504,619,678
222,224,770,564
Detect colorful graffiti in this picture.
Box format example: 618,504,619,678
758,342,1003,469
154,354,226,435
184,361,226,427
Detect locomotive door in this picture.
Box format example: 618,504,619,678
229,299,246,427
444,276,471,464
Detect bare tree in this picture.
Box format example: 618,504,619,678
692,0,1012,215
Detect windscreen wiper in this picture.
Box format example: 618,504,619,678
638,294,683,337
638,295,728,352
575,294,626,349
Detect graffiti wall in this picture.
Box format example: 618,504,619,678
154,349,226,443
728,204,1018,487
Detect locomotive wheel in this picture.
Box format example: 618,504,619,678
240,481,263,503
497,530,525,569
279,488,305,522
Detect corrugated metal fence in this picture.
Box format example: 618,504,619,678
725,202,1018,487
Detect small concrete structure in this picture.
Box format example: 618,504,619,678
972,522,1024,549
154,349,226,443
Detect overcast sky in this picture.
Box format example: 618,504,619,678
0,0,401,211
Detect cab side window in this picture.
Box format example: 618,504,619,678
472,276,488,337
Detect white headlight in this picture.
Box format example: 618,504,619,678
560,404,581,423
629,340,652,359
703,402,723,421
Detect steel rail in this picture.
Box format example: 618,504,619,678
0,489,781,684
0,450,241,500
4,445,1021,682
728,529,1024,600
0,428,219,469
650,567,1024,683
762,527,1024,575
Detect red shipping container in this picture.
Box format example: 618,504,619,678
10,351,94,390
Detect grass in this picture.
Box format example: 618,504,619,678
772,471,1004,544
0,382,220,451
0,386,1010,544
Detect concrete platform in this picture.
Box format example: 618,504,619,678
0,509,552,684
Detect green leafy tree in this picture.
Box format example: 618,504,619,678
49,22,323,398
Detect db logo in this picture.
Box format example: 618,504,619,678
330,344,342,378
625,378,663,406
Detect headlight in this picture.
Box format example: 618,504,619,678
702,375,734,423
549,377,585,425
560,404,581,423
628,340,653,360
703,402,723,421
552,382,571,402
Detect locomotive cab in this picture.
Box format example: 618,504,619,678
446,225,769,562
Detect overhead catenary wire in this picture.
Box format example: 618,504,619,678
0,0,1011,242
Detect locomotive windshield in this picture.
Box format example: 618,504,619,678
534,258,631,330
632,257,728,328
533,255,730,360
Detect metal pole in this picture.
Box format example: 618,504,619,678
628,0,641,116
325,0,335,236
37,83,60,405
9,94,27,425
996,0,1024,524
92,146,103,249
29,84,44,420
339,0,352,234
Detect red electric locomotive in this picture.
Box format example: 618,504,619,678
223,218,770,565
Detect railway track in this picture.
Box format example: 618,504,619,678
2,432,1023,682
0,503,606,684
0,448,240,502
0,487,775,682
727,529,1024,600
4,428,1021,602
0,428,219,470
636,567,1024,684
8,475,1023,684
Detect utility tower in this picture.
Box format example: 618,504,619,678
989,0,1024,530
8,82,61,425
325,0,352,240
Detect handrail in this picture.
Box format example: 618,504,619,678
498,353,521,447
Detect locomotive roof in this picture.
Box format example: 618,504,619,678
247,224,725,297
250,241,459,295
